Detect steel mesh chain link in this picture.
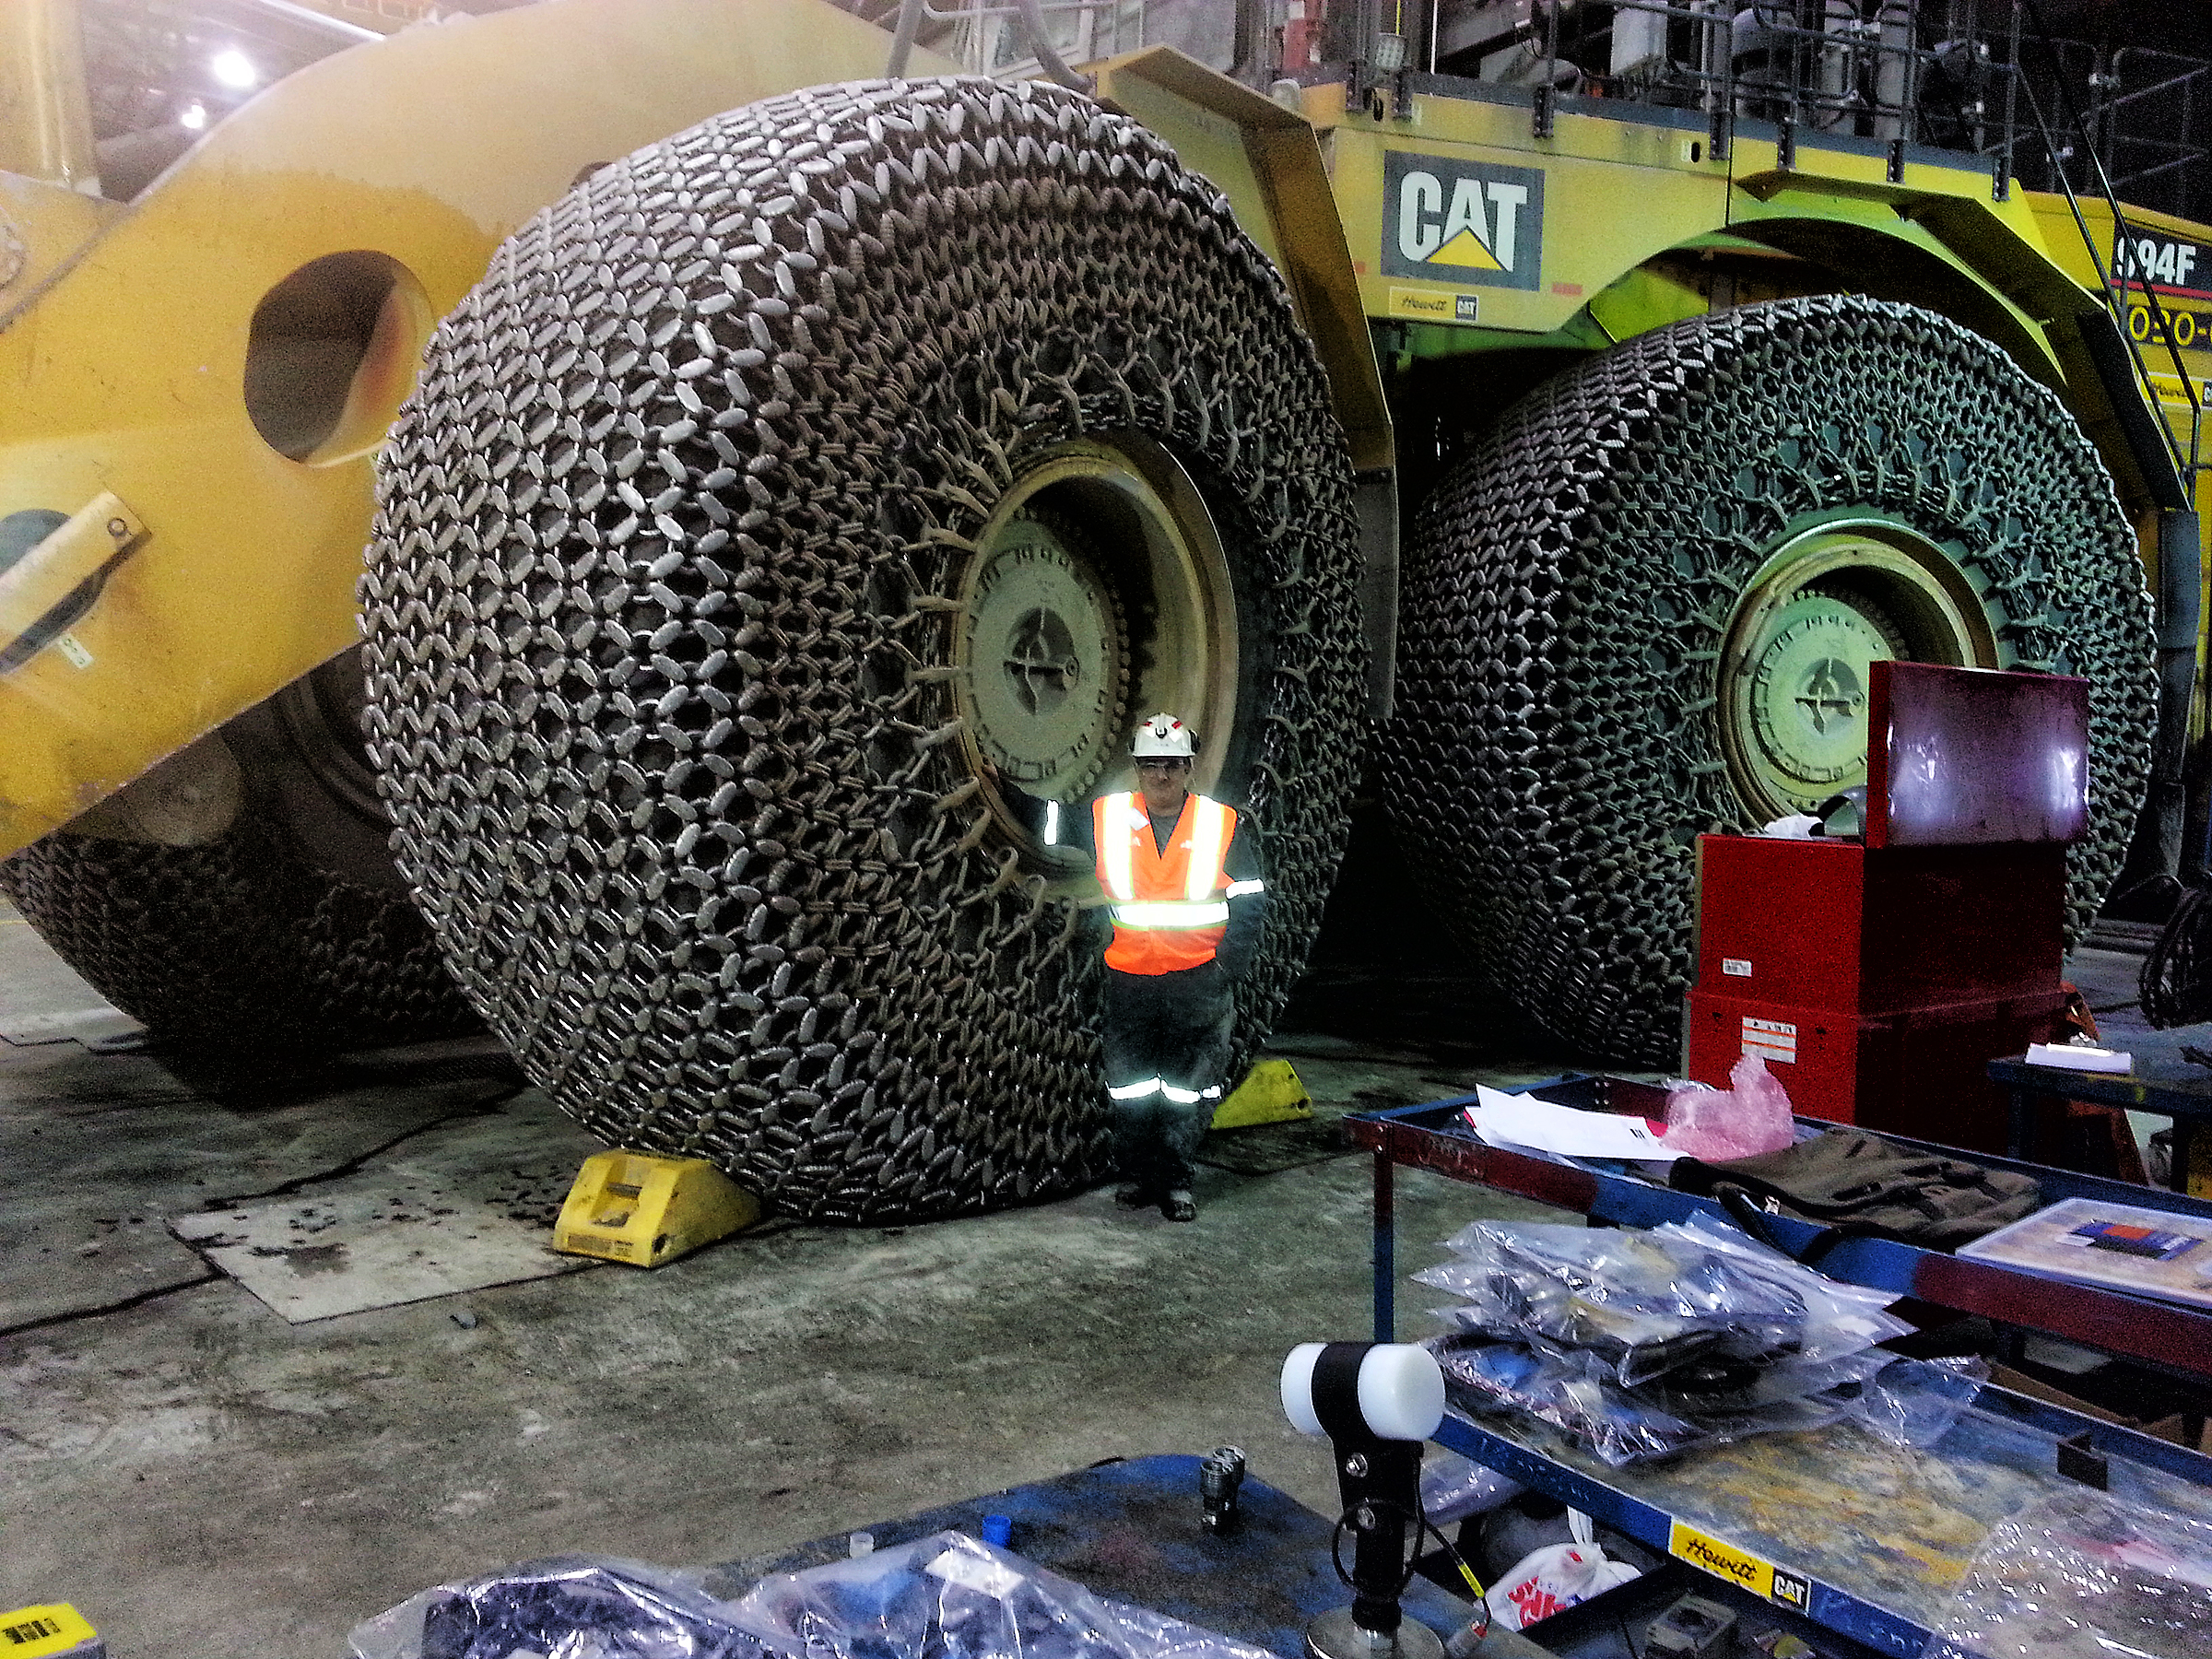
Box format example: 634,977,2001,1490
361,77,1365,1222
1383,293,2158,1065
0,811,478,1050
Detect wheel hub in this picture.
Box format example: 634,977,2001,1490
1720,521,1995,818
1005,608,1078,715
957,437,1242,856
963,515,1122,792
1747,595,1893,792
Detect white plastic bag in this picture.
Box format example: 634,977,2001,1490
1484,1518,1641,1631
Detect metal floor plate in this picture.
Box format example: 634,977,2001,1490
168,1095,598,1323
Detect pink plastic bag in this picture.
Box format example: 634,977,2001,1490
1662,1052,1795,1160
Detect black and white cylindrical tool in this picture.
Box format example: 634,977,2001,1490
1281,1342,1449,1659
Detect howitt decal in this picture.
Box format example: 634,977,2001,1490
1382,152,1545,291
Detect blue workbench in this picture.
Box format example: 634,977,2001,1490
1348,1086,2212,1656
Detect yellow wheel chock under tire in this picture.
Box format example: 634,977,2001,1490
553,1152,759,1268
0,1605,101,1659
1210,1059,1313,1131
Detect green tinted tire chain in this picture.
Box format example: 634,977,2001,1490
1382,295,2156,1064
362,77,1365,1221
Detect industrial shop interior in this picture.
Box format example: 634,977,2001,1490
5,1,2212,1657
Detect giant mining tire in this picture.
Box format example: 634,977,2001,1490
1383,294,2157,1064
0,656,478,1054
361,77,1366,1220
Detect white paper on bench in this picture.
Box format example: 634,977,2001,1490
1464,1086,1687,1162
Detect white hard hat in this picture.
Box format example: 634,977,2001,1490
1130,712,1195,759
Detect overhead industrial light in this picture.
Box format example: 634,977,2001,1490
211,48,259,89
179,102,208,131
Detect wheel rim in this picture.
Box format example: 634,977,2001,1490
1717,518,1997,818
271,649,385,827
959,435,1241,852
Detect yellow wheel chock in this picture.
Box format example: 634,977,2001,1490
0,1606,102,1658
553,1151,759,1268
1210,1058,1313,1131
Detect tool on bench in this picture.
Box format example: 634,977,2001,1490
1283,1342,1488,1659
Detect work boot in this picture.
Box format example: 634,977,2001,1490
1162,1189,1197,1222
1113,1183,1155,1208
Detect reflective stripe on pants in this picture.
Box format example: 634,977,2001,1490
1101,963,1234,1190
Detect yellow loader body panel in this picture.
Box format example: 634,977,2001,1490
1300,78,2206,618
0,0,953,857
1309,80,2199,507
2030,194,2212,477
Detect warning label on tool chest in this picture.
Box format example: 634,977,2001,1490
1741,1017,1797,1064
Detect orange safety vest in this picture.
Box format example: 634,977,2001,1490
1093,791,1241,975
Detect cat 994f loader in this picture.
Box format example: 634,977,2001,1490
1,0,2204,1218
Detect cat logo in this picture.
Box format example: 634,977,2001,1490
1382,152,1545,291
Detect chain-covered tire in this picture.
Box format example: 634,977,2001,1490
0,802,476,1057
1383,295,2157,1063
362,77,1365,1221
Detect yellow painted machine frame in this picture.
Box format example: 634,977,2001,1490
1304,77,2206,520
0,0,957,853
3,0,2205,861
1299,76,2209,782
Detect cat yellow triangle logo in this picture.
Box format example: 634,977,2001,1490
1382,153,1545,291
1430,227,1505,271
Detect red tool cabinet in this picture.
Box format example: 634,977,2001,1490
1684,663,2089,1153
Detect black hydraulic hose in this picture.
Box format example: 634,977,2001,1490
1014,0,1095,92
886,0,924,77
2161,507,2206,882
2018,0,2201,469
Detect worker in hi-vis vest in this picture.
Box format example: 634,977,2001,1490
1088,712,1266,1221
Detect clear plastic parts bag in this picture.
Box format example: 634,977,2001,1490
1419,1447,1525,1525
352,1535,1277,1659
348,1556,756,1659
1847,1355,1987,1451
1430,1334,1891,1466
1664,1216,1912,1365
1419,1214,1931,1465
1922,1487,2212,1659
720,1531,1276,1659
1416,1218,1908,1392
1435,1336,1989,1468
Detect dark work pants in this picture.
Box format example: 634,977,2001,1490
1101,962,1236,1192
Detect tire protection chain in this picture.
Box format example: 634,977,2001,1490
362,79,1366,1222
1382,295,2157,1065
0,814,479,1053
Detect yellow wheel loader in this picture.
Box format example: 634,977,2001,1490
0,0,2202,1218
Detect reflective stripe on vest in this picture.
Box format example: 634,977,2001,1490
1110,900,1231,928
1093,791,1241,975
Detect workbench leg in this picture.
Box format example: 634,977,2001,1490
1373,1151,1395,1344
2173,1119,2194,1196
2007,1086,2038,1165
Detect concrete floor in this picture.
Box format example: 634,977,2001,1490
1,902,1592,1658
